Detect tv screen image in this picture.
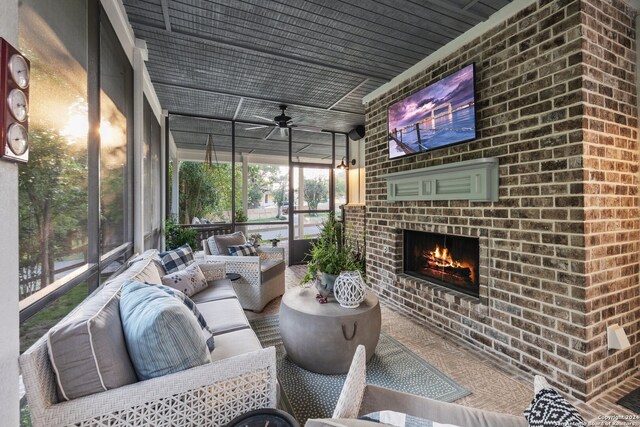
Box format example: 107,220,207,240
387,63,477,159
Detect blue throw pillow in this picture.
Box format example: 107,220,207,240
153,283,215,351
158,244,194,273
119,281,211,380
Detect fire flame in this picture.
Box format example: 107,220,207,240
423,244,474,283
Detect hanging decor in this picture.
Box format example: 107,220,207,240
204,133,218,169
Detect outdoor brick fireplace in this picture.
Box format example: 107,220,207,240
346,0,640,402
404,230,479,298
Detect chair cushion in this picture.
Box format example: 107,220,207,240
360,411,460,426
158,244,195,273
47,286,137,401
209,328,262,362
196,298,250,335
208,231,246,256
161,262,208,296
228,243,258,256
120,281,211,380
261,259,286,283
191,279,237,303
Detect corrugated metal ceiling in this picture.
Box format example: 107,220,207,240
122,0,512,156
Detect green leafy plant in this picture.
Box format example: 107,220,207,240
165,216,198,250
301,215,363,284
234,208,248,223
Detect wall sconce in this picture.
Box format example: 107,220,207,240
336,156,356,170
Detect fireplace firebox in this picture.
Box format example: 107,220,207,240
404,230,480,298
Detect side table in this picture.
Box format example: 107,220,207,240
279,287,381,374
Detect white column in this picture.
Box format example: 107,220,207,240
0,2,21,426
171,157,180,220
160,110,168,251
242,154,249,215
132,39,147,254
297,166,304,238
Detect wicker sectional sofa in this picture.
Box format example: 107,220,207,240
20,251,277,427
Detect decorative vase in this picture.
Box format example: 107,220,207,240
333,271,366,308
320,272,338,291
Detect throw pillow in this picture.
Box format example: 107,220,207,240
360,411,460,427
47,287,137,401
153,283,215,351
524,376,586,427
119,281,211,380
211,231,246,256
161,262,208,296
158,244,194,273
228,243,258,256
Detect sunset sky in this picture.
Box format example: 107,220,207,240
388,64,475,130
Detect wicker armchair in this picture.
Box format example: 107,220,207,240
200,240,286,311
322,345,527,427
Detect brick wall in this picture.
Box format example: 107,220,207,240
354,0,639,401
580,0,640,399
344,205,366,255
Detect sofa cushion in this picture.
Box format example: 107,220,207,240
47,286,137,401
209,328,262,362
127,249,166,276
161,262,208,297
261,259,286,283
120,281,211,380
305,419,384,427
208,231,246,256
198,262,226,281
196,298,250,335
158,244,195,273
191,279,237,304
103,256,163,293
228,243,258,256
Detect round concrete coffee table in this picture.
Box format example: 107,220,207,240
280,286,381,374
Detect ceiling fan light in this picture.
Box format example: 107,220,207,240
336,156,348,170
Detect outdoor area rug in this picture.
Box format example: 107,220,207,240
617,387,640,414
250,315,470,425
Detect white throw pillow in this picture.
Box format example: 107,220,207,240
161,262,208,297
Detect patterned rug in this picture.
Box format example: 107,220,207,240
617,387,640,414
250,316,470,425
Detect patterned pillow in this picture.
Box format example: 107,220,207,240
153,283,215,351
159,244,194,273
524,385,586,427
228,243,258,256
161,262,208,296
119,281,211,381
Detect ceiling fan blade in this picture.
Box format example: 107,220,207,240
292,125,325,133
252,115,274,122
244,125,268,130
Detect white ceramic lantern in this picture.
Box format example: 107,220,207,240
333,271,366,308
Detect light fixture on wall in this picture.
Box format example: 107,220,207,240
336,156,356,170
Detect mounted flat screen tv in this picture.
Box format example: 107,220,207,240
387,63,477,159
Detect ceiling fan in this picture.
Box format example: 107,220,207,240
245,105,324,136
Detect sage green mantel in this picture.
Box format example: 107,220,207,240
381,157,499,202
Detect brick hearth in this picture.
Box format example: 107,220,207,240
346,0,640,401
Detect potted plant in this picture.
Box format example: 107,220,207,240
301,214,362,290
165,215,198,250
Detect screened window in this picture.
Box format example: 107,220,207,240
18,0,89,300
100,15,133,254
